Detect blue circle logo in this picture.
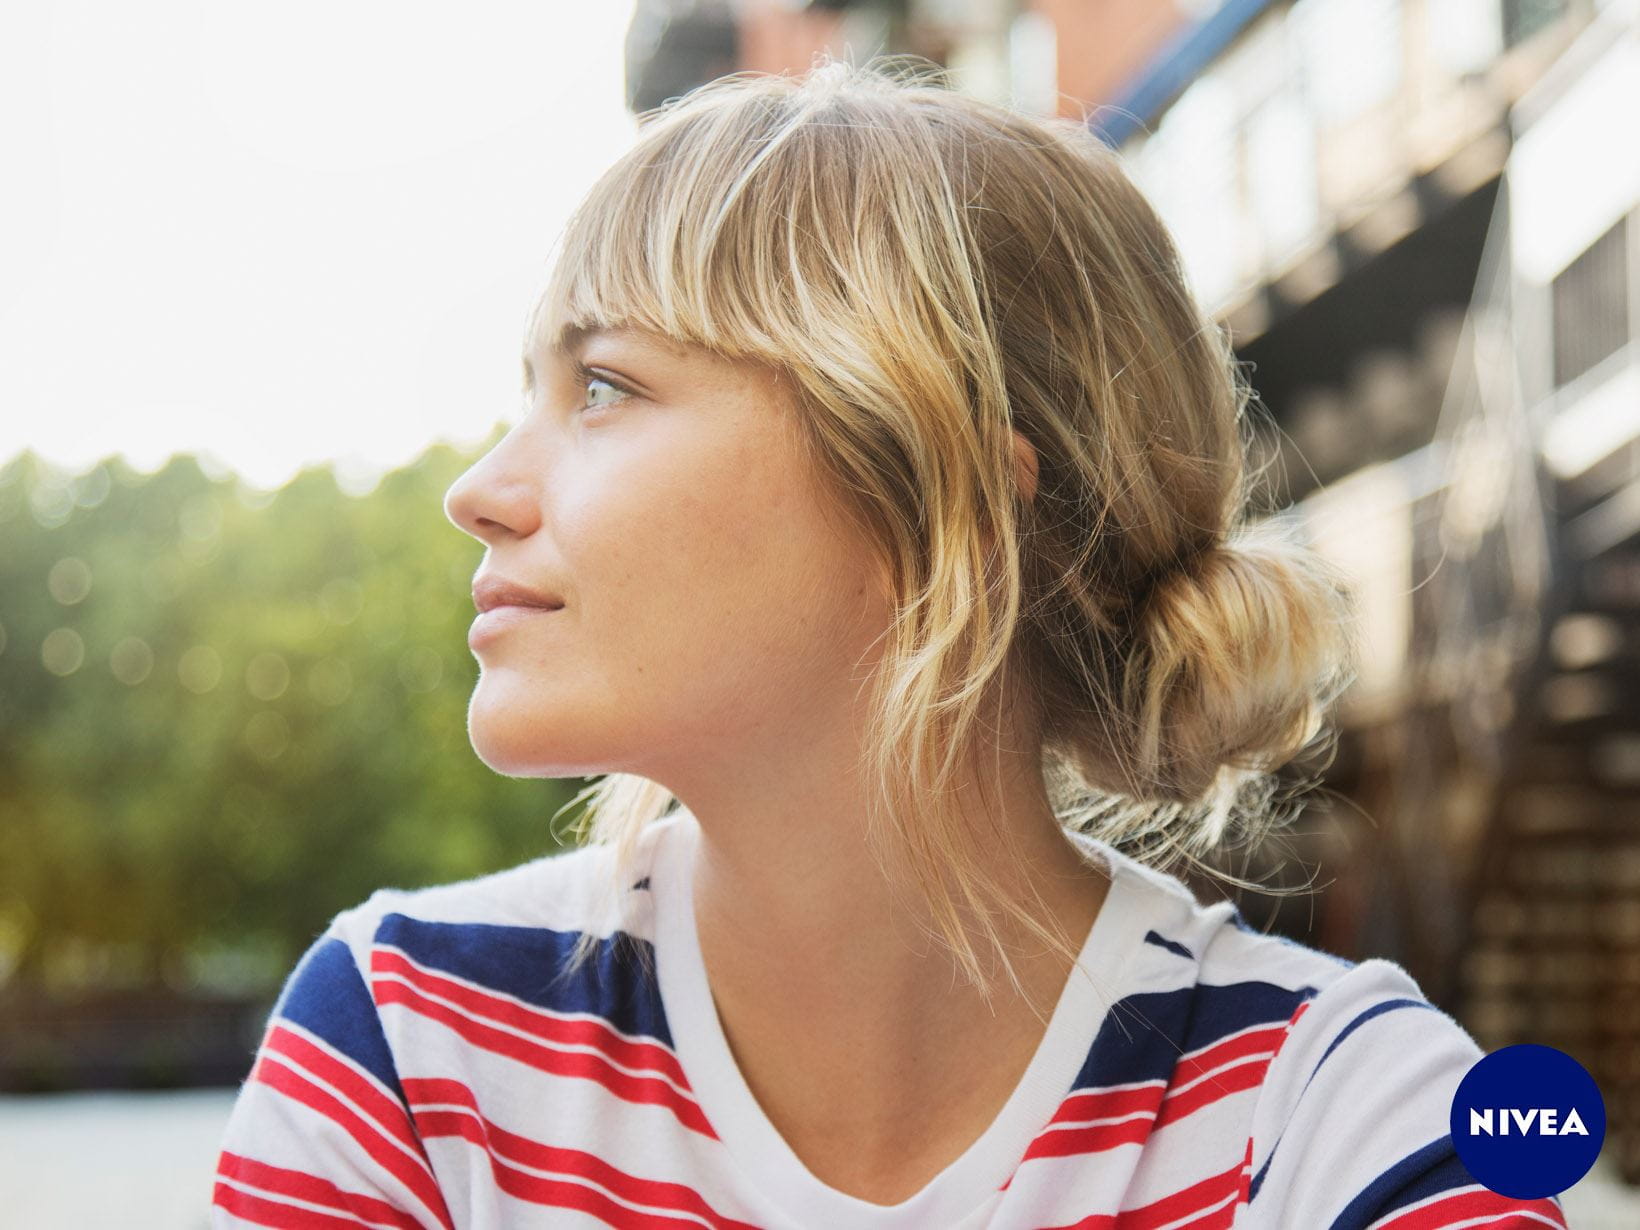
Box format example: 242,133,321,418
1450,1044,1605,1199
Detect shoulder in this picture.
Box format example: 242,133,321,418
1104,845,1478,1155
265,842,608,1035
1082,834,1358,1013
1082,841,1568,1226
336,837,629,940
1236,950,1575,1227
1203,929,1569,1228
273,819,678,1040
323,819,675,964
1092,834,1414,1020
245,823,681,1128
1244,951,1483,1146
217,830,668,1227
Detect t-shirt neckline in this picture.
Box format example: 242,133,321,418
648,807,1147,1230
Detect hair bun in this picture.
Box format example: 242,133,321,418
1108,526,1359,810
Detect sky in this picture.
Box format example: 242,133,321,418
0,0,640,493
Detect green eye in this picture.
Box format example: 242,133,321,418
572,360,632,414
585,377,622,408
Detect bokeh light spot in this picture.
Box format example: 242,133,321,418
42,628,85,676
245,651,291,701
110,636,155,685
178,644,223,693
48,556,93,605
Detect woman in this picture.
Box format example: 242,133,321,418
211,57,1567,1229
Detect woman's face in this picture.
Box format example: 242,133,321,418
443,325,895,780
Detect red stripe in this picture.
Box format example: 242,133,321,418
1023,1082,1167,1164
1153,1052,1271,1130
1029,1082,1174,1161
1168,1023,1287,1089
1046,1082,1164,1129
1020,1105,1156,1163
375,978,716,1138
212,1179,375,1229
252,1052,455,1230
1374,1185,1569,1229
215,1153,425,1230
1024,1006,1312,1216
1110,1158,1246,1230
370,947,692,1089
266,1026,424,1157
402,1078,760,1230
1235,1134,1254,1215
1024,1028,1285,1164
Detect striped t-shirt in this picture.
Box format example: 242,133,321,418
211,807,1568,1229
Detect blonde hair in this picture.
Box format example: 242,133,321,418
533,55,1361,1003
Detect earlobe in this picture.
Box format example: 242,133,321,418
1012,430,1040,507
978,431,1040,561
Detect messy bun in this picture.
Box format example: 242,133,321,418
1050,529,1356,818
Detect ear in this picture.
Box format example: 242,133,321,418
980,430,1041,561
1012,428,1040,508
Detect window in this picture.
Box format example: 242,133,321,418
1551,218,1629,390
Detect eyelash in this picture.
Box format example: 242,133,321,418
570,360,634,414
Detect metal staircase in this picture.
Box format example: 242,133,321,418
1428,179,1640,1184
1457,478,1640,1185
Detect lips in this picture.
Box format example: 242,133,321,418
472,573,565,614
468,602,560,649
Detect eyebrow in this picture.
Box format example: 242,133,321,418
522,325,684,394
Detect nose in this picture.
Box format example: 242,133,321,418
443,430,544,543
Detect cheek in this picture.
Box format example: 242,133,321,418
570,425,884,705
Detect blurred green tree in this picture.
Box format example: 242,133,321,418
0,437,585,996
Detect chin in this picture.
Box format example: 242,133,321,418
467,738,609,779
464,705,608,780
466,722,567,777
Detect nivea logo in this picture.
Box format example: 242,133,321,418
1451,1044,1605,1199
1467,1107,1590,1136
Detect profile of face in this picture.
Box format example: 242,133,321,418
443,326,897,783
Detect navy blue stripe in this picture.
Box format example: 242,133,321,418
1249,1143,1275,1202
271,934,405,1102
373,912,673,1047
1326,1137,1469,1230
1070,980,1318,1093
1143,929,1194,959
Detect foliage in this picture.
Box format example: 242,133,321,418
0,439,584,996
